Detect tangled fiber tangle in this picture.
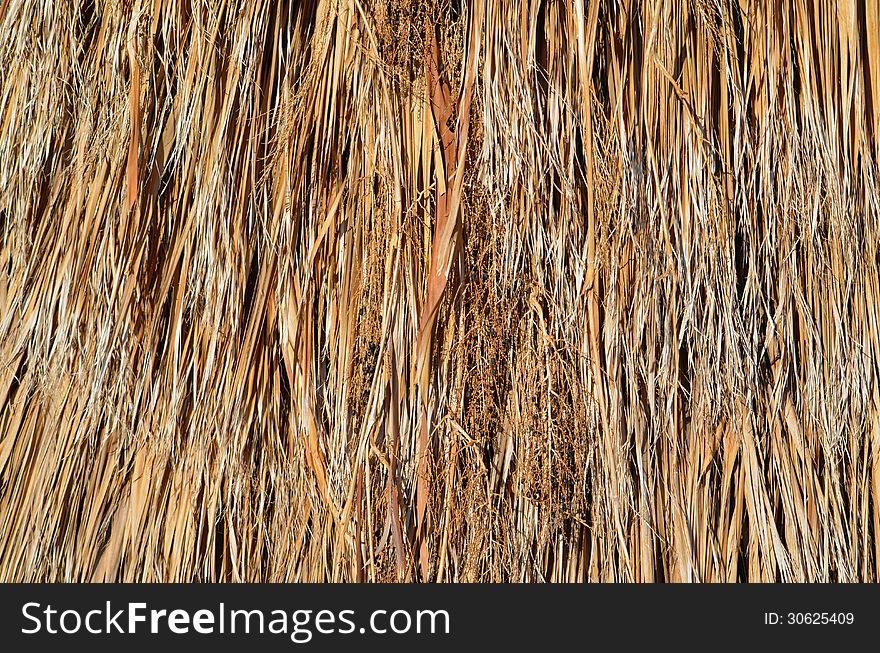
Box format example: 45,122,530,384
2,0,880,582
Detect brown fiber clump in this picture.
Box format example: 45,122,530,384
1,0,880,582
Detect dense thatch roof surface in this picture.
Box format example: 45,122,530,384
1,0,880,581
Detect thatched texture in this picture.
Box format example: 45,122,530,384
1,0,880,581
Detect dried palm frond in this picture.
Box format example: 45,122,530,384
1,0,879,582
